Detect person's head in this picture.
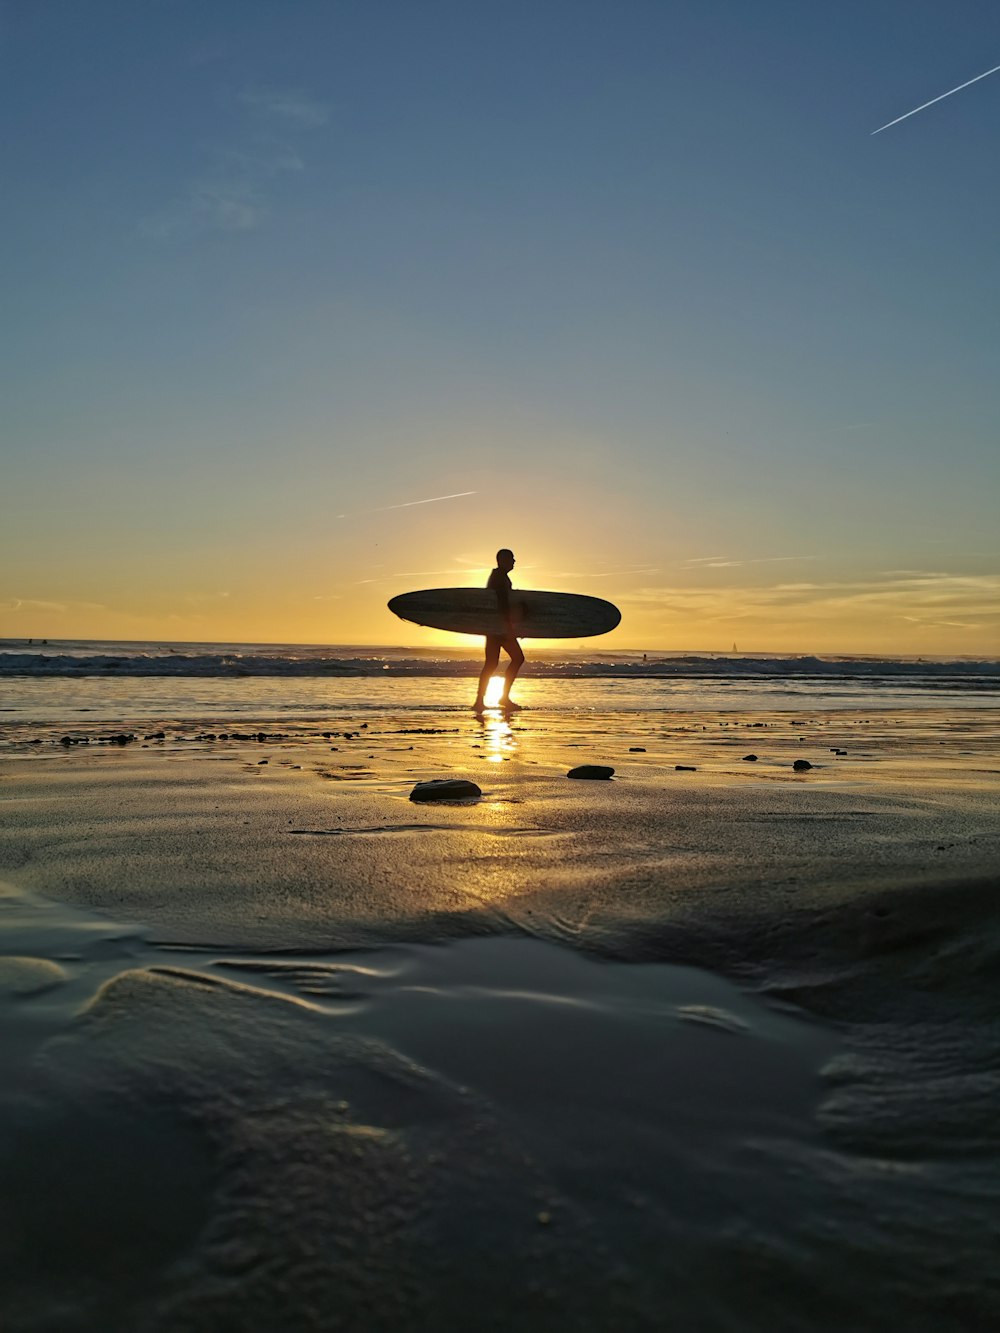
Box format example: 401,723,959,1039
496,548,515,571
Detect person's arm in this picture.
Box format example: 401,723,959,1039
489,573,517,635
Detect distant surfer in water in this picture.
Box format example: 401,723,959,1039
474,548,524,713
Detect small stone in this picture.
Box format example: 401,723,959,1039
258,759,269,765
792,759,813,771
410,778,482,802
674,765,696,771
567,765,614,780
742,754,758,761
628,747,646,753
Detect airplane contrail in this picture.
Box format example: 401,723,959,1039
334,490,477,519
872,61,1000,134
375,490,477,512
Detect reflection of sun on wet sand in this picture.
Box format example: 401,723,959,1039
1,687,999,1329
481,672,507,710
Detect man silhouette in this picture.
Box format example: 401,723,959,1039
474,548,524,712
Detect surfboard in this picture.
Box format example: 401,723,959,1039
387,588,621,639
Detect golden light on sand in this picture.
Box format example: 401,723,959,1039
482,713,515,762
483,674,506,708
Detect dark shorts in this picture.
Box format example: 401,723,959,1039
484,634,522,657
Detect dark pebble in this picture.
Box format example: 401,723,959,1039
675,765,697,771
742,754,758,761
793,759,813,771
258,759,268,765
410,778,482,802
567,765,615,780
629,747,646,753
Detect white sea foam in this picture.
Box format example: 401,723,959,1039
1,639,997,684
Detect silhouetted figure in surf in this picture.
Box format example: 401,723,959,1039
474,548,524,712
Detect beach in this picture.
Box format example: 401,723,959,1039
2,652,999,1330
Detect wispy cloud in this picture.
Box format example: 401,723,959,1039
142,86,328,239
622,572,1000,633
183,591,232,605
239,87,330,127
0,597,109,618
682,554,816,570
1,597,70,614
548,566,659,580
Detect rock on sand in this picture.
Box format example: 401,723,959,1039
409,779,482,802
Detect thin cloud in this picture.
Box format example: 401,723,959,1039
1,597,109,617
622,571,1000,630
548,566,659,580
142,87,327,239
240,87,331,127
872,61,1000,135
141,177,265,237
682,555,815,569
1,597,69,614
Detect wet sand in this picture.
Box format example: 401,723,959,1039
1,700,999,1330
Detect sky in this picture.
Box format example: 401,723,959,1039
2,0,999,654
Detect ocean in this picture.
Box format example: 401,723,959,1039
3,638,999,726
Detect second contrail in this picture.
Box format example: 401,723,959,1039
872,61,1000,134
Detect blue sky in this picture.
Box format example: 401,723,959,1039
3,0,999,650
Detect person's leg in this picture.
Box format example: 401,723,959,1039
475,637,502,708
499,637,524,707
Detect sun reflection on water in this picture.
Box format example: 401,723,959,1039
478,710,516,762
483,674,506,708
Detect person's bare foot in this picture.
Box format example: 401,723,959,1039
500,698,522,712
